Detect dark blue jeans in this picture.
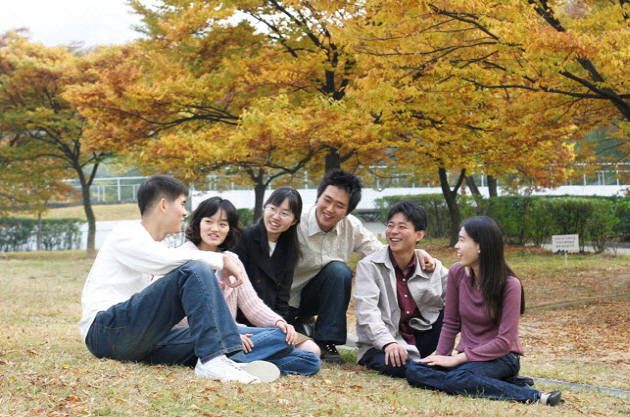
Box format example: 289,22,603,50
289,261,352,345
232,327,321,376
359,309,444,378
85,260,243,366
405,352,541,403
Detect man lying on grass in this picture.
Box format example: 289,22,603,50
78,175,277,384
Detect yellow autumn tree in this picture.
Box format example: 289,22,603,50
326,0,595,243
0,31,113,255
68,0,387,218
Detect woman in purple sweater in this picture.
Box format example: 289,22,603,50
405,216,562,406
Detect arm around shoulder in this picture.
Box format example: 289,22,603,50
349,215,383,258
110,223,223,275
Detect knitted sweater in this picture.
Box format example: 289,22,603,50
436,262,524,361
180,241,283,328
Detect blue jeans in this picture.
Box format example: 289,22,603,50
85,261,243,366
414,309,444,358
405,352,541,403
359,351,411,378
232,327,321,376
289,261,352,345
359,309,445,378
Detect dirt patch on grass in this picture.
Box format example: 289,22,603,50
521,299,630,365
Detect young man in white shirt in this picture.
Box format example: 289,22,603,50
289,170,435,363
79,175,276,384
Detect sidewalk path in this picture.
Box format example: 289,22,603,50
531,378,630,398
339,333,630,398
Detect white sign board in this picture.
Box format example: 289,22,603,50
552,234,579,253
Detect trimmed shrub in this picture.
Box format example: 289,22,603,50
40,218,82,250
525,198,556,246
0,217,82,252
374,194,625,251
0,218,33,252
586,200,618,253
612,199,630,242
483,197,532,245
548,198,596,251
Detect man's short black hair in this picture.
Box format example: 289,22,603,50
387,201,427,232
137,175,188,216
316,169,362,214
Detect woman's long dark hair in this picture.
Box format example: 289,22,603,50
462,216,525,324
185,197,244,251
257,186,303,268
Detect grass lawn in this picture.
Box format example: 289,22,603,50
0,246,628,416
16,204,141,222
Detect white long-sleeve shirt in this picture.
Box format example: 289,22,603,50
78,221,224,340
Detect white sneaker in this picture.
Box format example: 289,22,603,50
194,355,260,384
238,361,281,383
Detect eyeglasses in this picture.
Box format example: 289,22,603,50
265,205,293,219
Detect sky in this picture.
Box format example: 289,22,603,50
0,0,151,47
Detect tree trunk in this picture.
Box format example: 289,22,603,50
253,180,267,223
77,170,97,257
246,168,269,223
465,176,481,196
325,148,342,172
465,175,486,213
37,212,42,251
487,175,498,197
439,167,466,246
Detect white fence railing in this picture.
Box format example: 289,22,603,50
63,163,630,204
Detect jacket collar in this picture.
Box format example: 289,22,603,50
373,245,431,280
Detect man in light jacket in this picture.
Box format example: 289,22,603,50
354,201,448,377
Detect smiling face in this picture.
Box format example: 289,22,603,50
386,212,424,257
315,185,350,232
454,227,480,270
165,194,188,235
197,209,229,252
264,197,297,242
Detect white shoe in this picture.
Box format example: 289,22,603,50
238,361,281,383
194,355,261,384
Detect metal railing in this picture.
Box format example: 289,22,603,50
62,163,630,204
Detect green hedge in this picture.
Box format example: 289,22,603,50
485,197,619,251
373,194,628,251
614,199,630,241
0,217,82,252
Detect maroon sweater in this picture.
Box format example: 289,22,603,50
436,263,524,362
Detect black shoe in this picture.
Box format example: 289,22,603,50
543,390,562,406
317,342,345,364
293,323,314,338
504,375,535,387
